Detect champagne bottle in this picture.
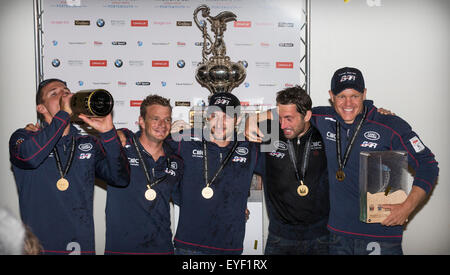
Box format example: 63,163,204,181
70,89,114,117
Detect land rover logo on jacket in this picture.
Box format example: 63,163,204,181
364,131,380,141
273,140,288,151
235,147,249,156
78,143,93,152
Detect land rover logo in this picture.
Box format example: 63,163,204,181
364,131,380,141
273,140,288,151
235,147,249,156
78,143,93,152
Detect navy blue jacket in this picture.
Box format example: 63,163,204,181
312,100,439,241
9,111,130,254
105,129,183,255
167,129,264,254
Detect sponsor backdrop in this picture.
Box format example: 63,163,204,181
39,0,306,254
42,0,305,131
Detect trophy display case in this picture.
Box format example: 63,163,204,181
359,151,410,223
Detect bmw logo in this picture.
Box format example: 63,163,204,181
177,60,185,68
52,59,60,67
52,40,58,46
114,59,123,68
137,41,143,47
78,81,84,86
244,82,250,88
161,81,167,87
96,19,105,27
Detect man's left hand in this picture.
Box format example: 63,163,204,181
381,202,411,226
78,113,114,133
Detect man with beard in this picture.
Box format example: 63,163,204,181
169,92,264,255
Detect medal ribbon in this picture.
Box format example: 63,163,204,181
53,136,76,179
132,136,168,189
335,106,368,172
286,128,313,183
203,140,239,188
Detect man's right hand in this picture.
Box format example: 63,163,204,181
171,120,191,134
244,113,264,143
59,92,73,116
24,123,40,132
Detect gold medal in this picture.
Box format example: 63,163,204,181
202,186,214,199
336,169,346,182
297,185,309,196
56,178,69,191
145,187,157,201
297,182,309,197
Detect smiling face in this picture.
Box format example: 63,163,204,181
329,88,367,124
139,104,172,144
207,111,237,143
277,103,311,139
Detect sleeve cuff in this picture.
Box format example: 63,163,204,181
413,177,434,195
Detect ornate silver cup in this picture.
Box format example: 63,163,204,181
193,5,247,95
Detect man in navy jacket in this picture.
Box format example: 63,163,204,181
105,95,183,254
169,92,264,255
10,79,130,254
311,67,439,254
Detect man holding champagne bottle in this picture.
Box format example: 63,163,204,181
9,78,130,254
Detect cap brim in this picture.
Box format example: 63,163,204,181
332,83,364,95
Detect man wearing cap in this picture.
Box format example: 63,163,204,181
311,67,439,254
9,79,130,254
168,92,264,255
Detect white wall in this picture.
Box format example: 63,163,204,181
310,0,450,254
0,0,36,221
0,0,448,255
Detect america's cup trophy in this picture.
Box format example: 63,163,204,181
190,4,247,127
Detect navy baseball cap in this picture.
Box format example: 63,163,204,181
36,78,67,105
330,67,365,95
207,92,241,117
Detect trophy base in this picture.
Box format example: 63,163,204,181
361,190,407,223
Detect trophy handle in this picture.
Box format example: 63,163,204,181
193,4,246,95
194,5,214,62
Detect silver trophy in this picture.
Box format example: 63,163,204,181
193,4,247,95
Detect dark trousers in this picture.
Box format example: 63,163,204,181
264,232,330,255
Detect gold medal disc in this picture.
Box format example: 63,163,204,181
145,188,157,201
202,186,214,199
56,178,69,191
297,184,309,197
336,169,346,182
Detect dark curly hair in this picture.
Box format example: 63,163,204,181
276,86,312,116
